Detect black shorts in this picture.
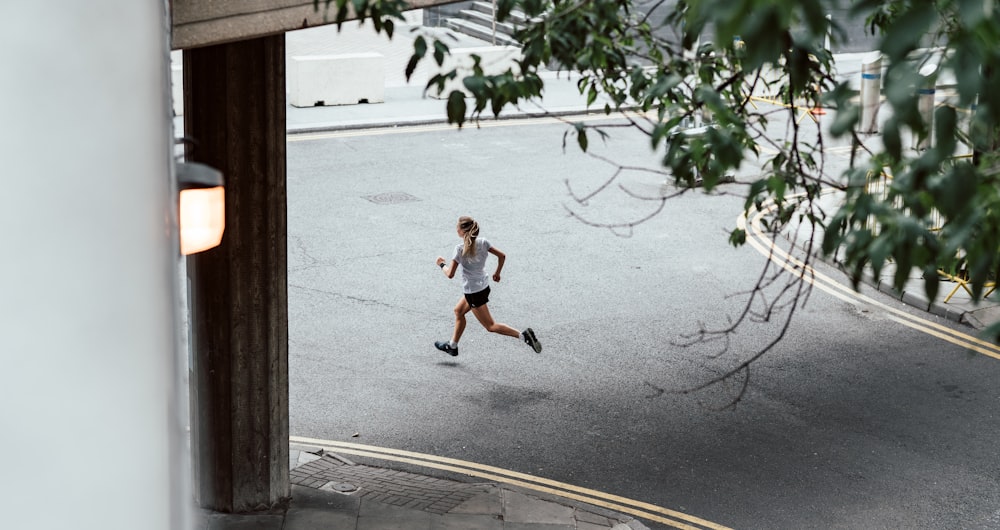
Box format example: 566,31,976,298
464,286,491,308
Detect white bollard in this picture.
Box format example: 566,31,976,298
824,14,832,53
915,62,938,150
859,51,882,134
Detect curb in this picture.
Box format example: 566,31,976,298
288,443,652,530
286,105,637,135
780,224,981,330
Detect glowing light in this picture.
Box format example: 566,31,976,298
177,162,225,255
179,186,225,255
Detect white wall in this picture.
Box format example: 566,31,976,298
0,2,186,529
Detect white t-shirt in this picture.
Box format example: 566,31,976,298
452,237,492,294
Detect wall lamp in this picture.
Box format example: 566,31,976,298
177,162,225,255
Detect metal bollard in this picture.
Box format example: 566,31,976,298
915,62,938,150
859,51,882,134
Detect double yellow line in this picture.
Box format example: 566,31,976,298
290,435,731,530
740,196,1000,359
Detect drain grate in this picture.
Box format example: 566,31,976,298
363,192,420,205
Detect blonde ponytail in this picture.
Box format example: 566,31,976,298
457,216,480,257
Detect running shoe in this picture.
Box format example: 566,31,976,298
435,341,458,357
522,328,542,353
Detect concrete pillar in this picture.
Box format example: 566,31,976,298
1,2,185,529
915,62,938,150
183,35,290,513
859,51,882,134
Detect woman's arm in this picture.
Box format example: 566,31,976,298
436,256,458,279
488,246,506,282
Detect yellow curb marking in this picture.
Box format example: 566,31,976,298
290,436,731,530
741,196,1000,359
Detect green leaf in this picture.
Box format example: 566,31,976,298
957,0,989,27
351,0,366,17
729,228,747,247
405,37,427,82
933,105,958,157
575,123,588,152
923,265,940,303
829,102,859,138
881,3,936,61
413,36,427,58
883,118,902,162
433,40,449,66
463,75,486,95
446,91,467,127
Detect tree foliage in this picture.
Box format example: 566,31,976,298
317,0,1000,399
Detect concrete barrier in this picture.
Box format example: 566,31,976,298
430,45,521,99
288,53,385,107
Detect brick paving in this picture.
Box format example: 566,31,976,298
290,452,493,515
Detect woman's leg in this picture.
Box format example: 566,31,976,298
452,297,471,343
470,304,520,338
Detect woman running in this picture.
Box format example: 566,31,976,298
435,216,541,357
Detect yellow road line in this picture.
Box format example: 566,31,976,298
290,435,731,530
740,197,1000,359
746,203,1000,352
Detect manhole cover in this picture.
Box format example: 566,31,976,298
331,482,357,493
321,481,359,494
363,192,420,205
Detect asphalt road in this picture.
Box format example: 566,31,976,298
286,119,1000,529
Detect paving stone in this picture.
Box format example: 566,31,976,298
436,513,504,529
578,520,614,530
502,490,575,525
296,451,322,467
446,486,501,515
200,513,284,530
357,516,433,530
283,509,357,530
359,497,426,518
575,509,612,526
357,498,438,529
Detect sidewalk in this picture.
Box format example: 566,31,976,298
194,444,649,530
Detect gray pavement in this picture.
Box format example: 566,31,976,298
189,16,1000,530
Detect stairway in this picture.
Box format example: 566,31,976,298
445,1,525,46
